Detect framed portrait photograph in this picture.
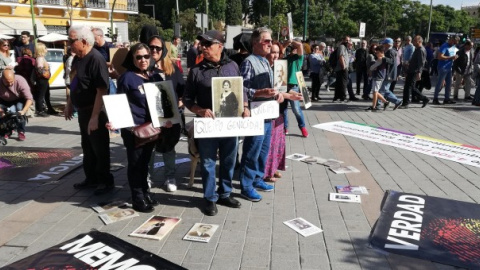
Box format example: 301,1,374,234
295,71,312,109
183,223,219,243
211,77,244,118
274,60,288,93
144,81,182,128
130,215,181,241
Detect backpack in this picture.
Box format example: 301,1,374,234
328,49,338,71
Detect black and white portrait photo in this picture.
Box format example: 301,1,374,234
212,77,243,117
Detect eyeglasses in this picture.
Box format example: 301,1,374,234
396,40,401,42
68,38,79,44
271,51,280,54
200,40,220,47
2,44,8,47
149,45,163,52
261,39,272,44
135,54,151,60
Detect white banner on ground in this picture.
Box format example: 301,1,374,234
313,121,480,168
250,101,279,119
194,117,264,138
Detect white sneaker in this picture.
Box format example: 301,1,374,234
165,179,177,192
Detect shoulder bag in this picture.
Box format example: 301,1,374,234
132,122,161,148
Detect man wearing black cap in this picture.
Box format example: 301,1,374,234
183,30,244,216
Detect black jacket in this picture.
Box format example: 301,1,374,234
453,48,474,75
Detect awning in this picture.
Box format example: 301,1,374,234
0,18,48,36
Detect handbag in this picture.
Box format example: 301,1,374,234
132,122,161,148
36,60,51,80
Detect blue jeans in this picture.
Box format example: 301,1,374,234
377,80,401,107
240,121,272,192
197,136,238,202
149,149,177,180
434,68,452,100
0,102,26,132
283,85,305,129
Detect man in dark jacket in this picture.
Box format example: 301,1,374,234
453,40,474,100
400,35,430,109
183,30,243,216
355,40,368,96
186,39,199,74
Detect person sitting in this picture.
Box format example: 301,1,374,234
0,69,33,141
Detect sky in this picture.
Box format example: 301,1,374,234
418,0,478,10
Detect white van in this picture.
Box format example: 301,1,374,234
45,48,65,89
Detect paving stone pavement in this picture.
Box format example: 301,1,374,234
0,77,478,270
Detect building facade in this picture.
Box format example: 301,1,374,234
0,0,138,42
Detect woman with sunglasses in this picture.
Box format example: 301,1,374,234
0,39,15,76
113,43,163,213
147,35,185,193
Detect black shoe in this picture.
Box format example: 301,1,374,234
316,96,322,100
349,97,359,101
432,99,441,105
362,96,372,101
332,99,338,102
47,109,59,115
36,111,49,117
365,106,375,111
422,98,430,108
94,184,114,195
465,96,473,101
133,199,155,213
312,97,318,101
144,192,159,206
383,101,390,111
443,99,456,105
73,180,98,189
204,200,218,216
217,196,241,208
393,101,402,110
356,91,360,95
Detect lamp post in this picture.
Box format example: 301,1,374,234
268,0,271,26
427,0,433,42
145,4,155,20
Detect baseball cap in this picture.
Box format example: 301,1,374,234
197,30,225,43
382,38,393,45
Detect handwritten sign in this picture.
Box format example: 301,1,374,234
194,117,264,138
250,100,279,119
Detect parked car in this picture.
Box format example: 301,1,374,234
45,48,65,89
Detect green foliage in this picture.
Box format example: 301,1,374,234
128,14,162,42
178,8,199,42
226,0,243,25
209,0,226,22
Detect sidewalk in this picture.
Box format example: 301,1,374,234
0,78,478,270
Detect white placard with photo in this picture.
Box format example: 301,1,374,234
103,94,135,129
194,117,264,138
183,223,219,243
144,81,181,128
283,217,323,237
329,193,361,203
286,153,309,161
273,60,288,93
211,77,244,118
329,165,360,174
250,100,279,119
296,71,312,109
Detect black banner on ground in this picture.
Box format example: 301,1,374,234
0,147,83,182
3,231,186,269
369,190,480,269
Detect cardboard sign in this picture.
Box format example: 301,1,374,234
109,47,128,76
250,100,279,119
194,117,264,138
295,71,312,109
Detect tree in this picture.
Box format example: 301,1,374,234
178,8,199,41
226,0,242,25
209,0,226,22
128,13,162,42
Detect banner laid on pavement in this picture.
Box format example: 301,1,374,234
369,190,480,269
3,231,186,269
0,147,83,182
313,121,480,168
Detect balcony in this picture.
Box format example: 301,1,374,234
85,0,106,9
35,0,62,4
1,0,20,3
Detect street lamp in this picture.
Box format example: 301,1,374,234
145,4,155,20
427,0,433,42
269,0,271,26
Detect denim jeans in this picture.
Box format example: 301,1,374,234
148,149,176,180
0,101,25,132
239,121,272,192
197,136,238,202
283,85,305,129
376,80,401,107
434,68,453,100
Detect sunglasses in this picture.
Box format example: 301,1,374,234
2,44,8,47
68,38,79,44
149,45,163,52
135,54,150,60
200,40,220,47
261,39,272,44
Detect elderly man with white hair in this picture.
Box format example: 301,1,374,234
65,25,115,195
